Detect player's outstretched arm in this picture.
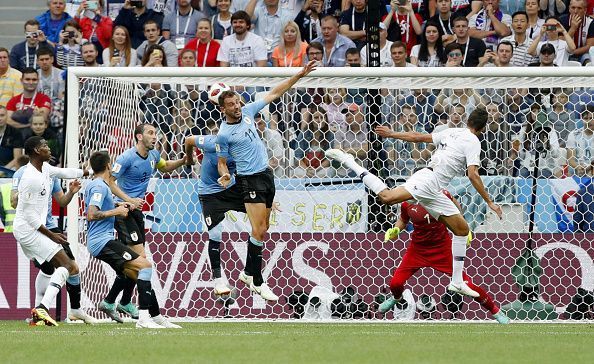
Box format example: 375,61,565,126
264,60,317,104
54,180,82,207
157,157,187,173
184,137,198,167
87,204,130,221
105,175,144,210
467,165,502,219
375,125,433,143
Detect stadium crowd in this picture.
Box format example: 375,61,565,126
1,0,594,180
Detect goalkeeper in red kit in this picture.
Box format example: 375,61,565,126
379,190,510,324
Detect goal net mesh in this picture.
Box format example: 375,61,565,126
70,69,594,321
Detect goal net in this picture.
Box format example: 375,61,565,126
66,67,594,321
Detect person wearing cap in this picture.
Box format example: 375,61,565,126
360,23,394,67
529,42,558,66
527,16,576,66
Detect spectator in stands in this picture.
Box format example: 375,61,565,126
36,0,72,46
468,0,512,49
567,106,594,172
272,21,308,67
338,0,368,49
295,0,325,44
384,103,431,175
10,20,53,72
529,41,558,66
435,88,481,117
321,88,348,132
0,105,24,170
136,20,179,67
478,40,514,66
411,21,447,66
360,23,393,66
217,11,268,67
162,0,205,49
344,48,361,66
548,90,576,145
525,0,544,40
5,68,51,130
401,89,437,132
541,0,569,17
311,15,356,67
560,0,594,65
518,103,562,177
528,16,575,65
183,18,220,66
103,26,138,66
431,0,456,42
164,99,200,161
246,0,294,58
75,0,113,58
480,101,511,176
179,48,197,66
141,43,168,66
256,113,285,177
306,41,324,64
487,0,527,15
140,44,175,132
36,47,64,135
114,0,164,48
56,20,87,69
390,41,416,67
294,106,335,178
81,42,100,66
21,111,61,165
0,49,23,108
444,42,464,66
383,0,422,55
501,11,539,66
211,0,233,40
334,103,368,176
452,16,486,66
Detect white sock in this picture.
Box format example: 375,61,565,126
139,309,151,321
451,235,467,284
40,266,68,309
362,173,389,195
34,271,52,307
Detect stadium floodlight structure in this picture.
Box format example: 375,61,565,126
66,66,594,321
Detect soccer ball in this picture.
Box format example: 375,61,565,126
208,82,231,104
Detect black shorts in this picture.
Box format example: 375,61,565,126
236,168,276,208
95,239,140,274
34,227,74,271
115,208,145,246
199,183,247,230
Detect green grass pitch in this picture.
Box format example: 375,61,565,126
1,321,593,363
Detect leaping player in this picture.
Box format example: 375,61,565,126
380,189,510,323
326,107,503,298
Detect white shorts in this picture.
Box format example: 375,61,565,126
14,229,63,264
402,168,460,219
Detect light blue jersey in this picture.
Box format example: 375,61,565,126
216,99,268,175
195,135,237,195
112,147,163,201
12,166,61,229
84,177,115,257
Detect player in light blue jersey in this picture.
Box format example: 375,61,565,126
216,60,317,301
184,132,246,296
85,151,180,329
98,123,186,322
12,159,96,324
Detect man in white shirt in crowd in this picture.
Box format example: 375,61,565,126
390,41,416,67
217,11,268,67
500,11,538,66
568,106,594,174
13,136,90,326
361,23,393,67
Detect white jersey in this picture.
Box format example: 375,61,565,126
302,286,341,320
13,163,82,234
428,128,481,189
567,129,594,165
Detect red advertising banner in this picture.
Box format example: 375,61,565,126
1,233,592,320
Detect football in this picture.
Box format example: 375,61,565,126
208,82,231,104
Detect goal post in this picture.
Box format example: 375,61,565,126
66,66,594,321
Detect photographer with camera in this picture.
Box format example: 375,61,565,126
75,0,114,58
10,20,53,73
56,20,87,69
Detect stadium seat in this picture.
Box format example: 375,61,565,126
566,61,582,67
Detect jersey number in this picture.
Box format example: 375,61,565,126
245,129,257,142
424,213,431,224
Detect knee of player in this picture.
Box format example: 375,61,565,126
453,224,470,236
137,257,153,271
65,261,79,275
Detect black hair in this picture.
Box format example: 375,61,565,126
466,107,488,131
231,11,251,28
24,136,44,156
90,151,111,174
134,123,152,142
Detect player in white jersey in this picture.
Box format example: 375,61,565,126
326,108,502,298
13,136,90,326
